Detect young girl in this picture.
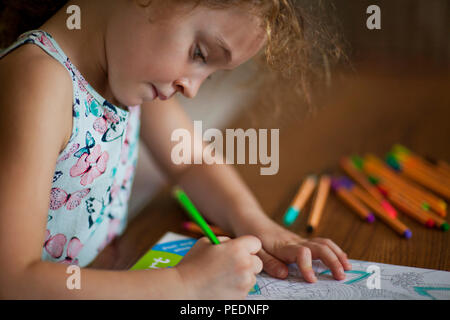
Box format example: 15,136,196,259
0,0,351,299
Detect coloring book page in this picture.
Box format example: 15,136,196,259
132,232,450,300
247,259,450,300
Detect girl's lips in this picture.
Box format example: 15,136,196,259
150,84,168,100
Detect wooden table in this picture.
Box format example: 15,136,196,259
90,62,450,272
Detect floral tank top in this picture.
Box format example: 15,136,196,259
0,30,141,267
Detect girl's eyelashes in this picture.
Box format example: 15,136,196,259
193,44,207,65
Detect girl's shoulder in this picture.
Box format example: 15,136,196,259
0,43,74,153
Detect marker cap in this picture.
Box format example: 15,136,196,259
283,207,300,226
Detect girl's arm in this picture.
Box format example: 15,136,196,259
139,96,276,234
140,96,351,282
0,49,185,299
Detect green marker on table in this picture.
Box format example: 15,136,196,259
173,186,221,245
172,186,260,295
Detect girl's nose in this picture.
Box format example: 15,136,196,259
174,77,202,99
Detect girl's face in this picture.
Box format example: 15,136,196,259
105,1,267,107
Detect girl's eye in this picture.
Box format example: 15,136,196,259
193,45,207,64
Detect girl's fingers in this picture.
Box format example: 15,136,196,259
217,236,231,242
257,248,288,279
270,243,317,283
251,254,264,275
295,246,317,283
311,237,352,271
304,242,346,281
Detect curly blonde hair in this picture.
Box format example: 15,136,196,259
1,0,347,125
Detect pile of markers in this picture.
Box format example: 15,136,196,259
281,144,449,239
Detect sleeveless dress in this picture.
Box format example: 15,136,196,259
0,30,141,267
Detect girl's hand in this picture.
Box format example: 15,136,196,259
175,235,263,299
238,221,352,283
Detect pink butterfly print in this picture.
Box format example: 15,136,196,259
38,34,58,53
60,237,83,265
49,187,91,210
93,108,121,135
70,144,109,186
57,143,80,164
44,230,67,259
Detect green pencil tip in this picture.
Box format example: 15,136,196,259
441,222,449,232
392,144,410,155
367,175,379,185
351,155,364,170
385,154,401,171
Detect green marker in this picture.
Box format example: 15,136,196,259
172,186,260,293
173,187,220,244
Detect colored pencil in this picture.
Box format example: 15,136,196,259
340,157,397,218
362,155,447,216
173,187,220,244
385,189,448,231
183,221,230,237
331,179,375,223
391,145,450,185
343,179,411,238
388,191,435,228
173,187,259,293
283,175,317,226
306,175,331,232
388,148,450,199
375,179,433,213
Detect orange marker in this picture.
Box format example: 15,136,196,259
336,176,411,238
363,155,447,216
283,175,317,226
388,192,435,228
400,169,450,200
391,145,450,185
307,175,331,232
383,188,449,231
340,157,398,218
331,178,375,223
182,221,230,237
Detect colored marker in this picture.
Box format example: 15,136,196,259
283,175,317,226
383,189,448,231
306,175,331,232
339,177,411,238
388,191,435,228
173,187,220,244
340,157,398,218
374,179,434,218
183,221,230,237
362,155,447,217
331,178,375,223
387,153,450,200
173,187,259,293
392,145,450,184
